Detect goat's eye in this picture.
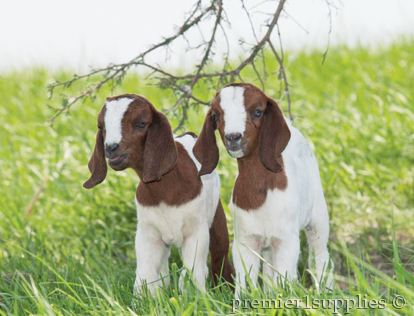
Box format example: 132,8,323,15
254,109,263,117
98,125,103,130
136,121,146,128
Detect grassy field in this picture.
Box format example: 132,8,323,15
1,39,413,315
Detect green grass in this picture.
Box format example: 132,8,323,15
1,38,414,315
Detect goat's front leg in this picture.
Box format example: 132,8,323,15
270,233,300,287
180,224,209,291
232,236,262,300
134,225,169,296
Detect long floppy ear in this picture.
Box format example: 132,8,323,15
259,97,291,173
83,129,108,189
193,108,219,176
142,110,178,183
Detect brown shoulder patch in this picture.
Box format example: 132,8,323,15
232,154,287,211
136,142,202,207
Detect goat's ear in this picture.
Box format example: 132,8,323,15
259,97,291,173
142,110,178,183
193,108,219,176
83,129,107,189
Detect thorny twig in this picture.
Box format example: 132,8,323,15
321,0,337,65
48,0,297,129
241,0,267,86
268,40,292,121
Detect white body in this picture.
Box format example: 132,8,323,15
133,134,220,294
231,120,333,294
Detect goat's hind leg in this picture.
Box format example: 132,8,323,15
209,200,234,288
306,198,333,289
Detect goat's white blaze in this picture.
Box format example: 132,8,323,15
104,98,134,145
220,86,246,135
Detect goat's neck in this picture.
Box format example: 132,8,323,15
131,162,145,182
133,144,203,206
236,145,263,174
232,145,287,210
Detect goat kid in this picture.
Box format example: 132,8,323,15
83,94,234,295
193,83,333,297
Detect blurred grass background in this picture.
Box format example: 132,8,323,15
0,38,413,315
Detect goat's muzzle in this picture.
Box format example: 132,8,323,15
108,153,128,170
225,133,245,159
105,143,128,170
105,143,119,158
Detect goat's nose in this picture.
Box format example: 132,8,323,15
106,143,119,154
225,133,242,142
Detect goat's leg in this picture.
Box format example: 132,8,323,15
209,200,234,288
306,197,333,289
232,236,261,300
159,246,171,289
180,224,210,291
262,249,274,292
134,226,169,296
270,234,300,287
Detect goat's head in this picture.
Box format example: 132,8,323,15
83,94,177,189
193,83,290,175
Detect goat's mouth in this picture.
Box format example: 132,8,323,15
225,140,245,159
108,154,128,169
227,148,245,159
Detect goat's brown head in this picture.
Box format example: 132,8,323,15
83,94,178,189
193,83,291,176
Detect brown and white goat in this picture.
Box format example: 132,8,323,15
193,83,333,297
84,94,233,294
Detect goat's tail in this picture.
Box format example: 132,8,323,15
285,115,294,127
209,200,235,290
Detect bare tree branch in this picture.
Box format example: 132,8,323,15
48,1,215,122
48,0,299,129
322,0,336,65
268,40,292,121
